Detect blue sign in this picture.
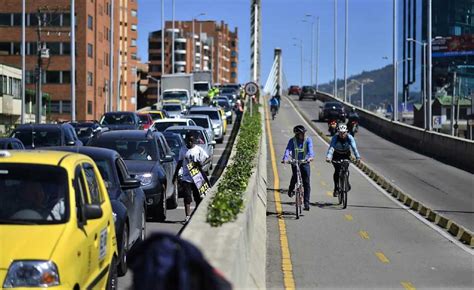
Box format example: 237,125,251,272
433,51,474,58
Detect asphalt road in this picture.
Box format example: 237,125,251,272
266,97,473,289
118,115,237,289
290,95,474,233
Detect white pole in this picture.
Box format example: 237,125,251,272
71,0,76,121
253,4,258,82
192,18,195,70
134,67,137,111
161,0,165,76
21,0,25,124
344,0,348,102
427,0,433,131
393,0,398,121
109,0,114,112
310,20,314,86
316,16,320,91
172,0,175,74
300,40,303,87
361,83,364,109
423,43,427,129
334,0,338,98
451,72,456,135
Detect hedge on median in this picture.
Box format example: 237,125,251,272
207,108,262,227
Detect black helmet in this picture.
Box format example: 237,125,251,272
293,125,307,134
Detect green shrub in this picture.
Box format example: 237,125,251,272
207,109,262,226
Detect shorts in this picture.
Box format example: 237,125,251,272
182,181,202,205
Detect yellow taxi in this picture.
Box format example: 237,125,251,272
0,150,118,289
217,107,228,134
140,110,169,121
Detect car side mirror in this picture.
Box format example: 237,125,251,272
121,178,141,190
210,140,217,146
84,204,103,220
161,154,174,163
66,140,76,146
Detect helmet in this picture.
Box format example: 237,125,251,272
351,107,356,112
293,125,307,134
338,124,348,133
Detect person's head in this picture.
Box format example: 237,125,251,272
21,181,45,208
293,125,307,141
185,132,196,149
338,124,348,139
137,146,146,155
351,107,356,113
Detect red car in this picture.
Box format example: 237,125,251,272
138,113,154,130
288,85,302,96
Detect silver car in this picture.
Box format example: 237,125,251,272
186,114,215,142
187,107,224,143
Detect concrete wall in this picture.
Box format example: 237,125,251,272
317,92,474,173
181,105,267,289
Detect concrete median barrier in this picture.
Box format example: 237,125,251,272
181,105,267,289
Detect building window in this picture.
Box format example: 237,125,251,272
231,62,237,68
27,42,37,55
231,51,237,57
12,42,21,55
50,101,60,113
45,71,61,84
62,42,71,55
47,42,61,55
87,43,93,58
131,10,137,17
231,72,237,78
131,39,137,47
62,101,71,113
0,42,11,55
88,15,93,30
87,101,93,115
131,24,137,31
13,14,22,26
131,53,137,60
87,72,93,86
28,14,38,27
63,14,71,26
0,14,11,26
62,71,71,83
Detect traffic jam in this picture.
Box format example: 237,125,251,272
0,77,243,289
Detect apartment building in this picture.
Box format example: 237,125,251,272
0,0,137,122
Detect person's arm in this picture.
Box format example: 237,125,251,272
282,139,293,163
326,136,337,161
348,135,361,159
305,137,315,161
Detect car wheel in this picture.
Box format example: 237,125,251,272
166,181,179,209
106,256,118,290
117,223,129,277
155,185,167,222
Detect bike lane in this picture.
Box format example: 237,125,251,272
266,97,473,289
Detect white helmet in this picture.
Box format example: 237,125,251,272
338,124,348,133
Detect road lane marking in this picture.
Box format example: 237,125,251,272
359,231,370,240
285,96,474,256
316,171,321,176
320,181,327,187
344,214,353,221
401,281,416,290
265,101,296,290
375,252,390,264
326,191,333,197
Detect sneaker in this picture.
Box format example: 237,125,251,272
288,191,294,198
304,205,310,211
333,190,338,197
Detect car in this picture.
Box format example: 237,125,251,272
321,101,347,122
185,114,215,142
138,113,154,130
0,138,25,149
219,88,238,104
0,150,118,289
69,121,104,145
187,106,225,143
100,111,143,130
216,107,228,134
165,125,215,174
299,86,317,101
88,130,177,221
161,101,186,118
45,146,146,277
162,132,186,163
139,110,170,121
10,123,83,149
215,98,234,124
289,85,302,95
151,118,196,132
161,91,190,107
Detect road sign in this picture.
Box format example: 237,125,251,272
244,82,259,96
468,119,474,126
433,116,442,129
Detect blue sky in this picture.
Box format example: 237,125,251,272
137,0,394,85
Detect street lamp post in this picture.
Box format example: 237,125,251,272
192,13,205,71
407,38,427,129
161,0,164,76
293,38,303,88
427,0,433,131
172,0,175,73
334,0,338,98
393,0,398,122
316,16,320,91
395,58,412,120
344,0,348,103
21,0,25,124
304,15,315,86
352,79,364,109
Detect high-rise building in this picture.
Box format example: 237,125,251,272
147,20,238,105
0,0,138,123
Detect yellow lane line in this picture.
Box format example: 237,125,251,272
320,181,327,187
265,101,296,290
344,214,353,221
401,281,416,290
359,231,370,240
326,191,333,197
375,252,390,264
316,171,321,176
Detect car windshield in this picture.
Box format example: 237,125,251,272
163,105,182,112
325,103,342,109
148,112,164,120
100,114,136,125
164,136,182,157
11,129,62,148
221,88,236,94
190,118,209,128
166,129,206,145
190,110,219,120
217,101,230,110
194,83,209,91
75,127,94,138
138,115,150,123
163,92,188,102
0,164,69,224
153,121,187,132
93,139,158,161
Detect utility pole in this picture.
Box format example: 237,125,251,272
108,0,114,112
393,0,398,121
21,0,26,124
334,0,338,98
161,0,165,76
71,0,76,121
316,16,320,91
427,0,433,130
344,0,348,102
172,0,175,73
451,72,456,136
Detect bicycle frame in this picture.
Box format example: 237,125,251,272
287,158,308,218
332,159,350,209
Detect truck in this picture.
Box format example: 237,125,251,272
160,73,194,107
192,71,213,99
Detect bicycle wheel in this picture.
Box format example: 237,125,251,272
295,189,300,219
338,175,343,205
342,173,349,209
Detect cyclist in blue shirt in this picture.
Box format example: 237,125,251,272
326,124,361,197
282,125,314,211
269,96,280,114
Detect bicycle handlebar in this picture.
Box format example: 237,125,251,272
331,159,351,164
285,158,310,165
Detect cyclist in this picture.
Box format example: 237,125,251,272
325,124,361,197
347,107,360,135
269,95,279,118
281,125,314,211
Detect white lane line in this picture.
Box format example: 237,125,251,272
286,97,474,255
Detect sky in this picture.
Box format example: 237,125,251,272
137,0,394,86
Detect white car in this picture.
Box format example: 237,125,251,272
152,118,196,132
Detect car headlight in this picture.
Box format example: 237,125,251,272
136,173,153,186
3,261,60,288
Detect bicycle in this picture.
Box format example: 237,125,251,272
270,105,278,120
331,159,351,209
286,158,309,219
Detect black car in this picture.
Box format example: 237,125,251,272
99,111,143,131
299,86,317,101
88,130,177,221
70,121,104,145
45,146,146,276
320,102,346,122
10,124,83,149
0,138,25,149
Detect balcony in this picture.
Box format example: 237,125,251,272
175,49,187,54
0,95,21,116
203,45,210,50
203,55,209,61
166,28,180,33
176,61,187,65
175,38,187,43
195,53,201,57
